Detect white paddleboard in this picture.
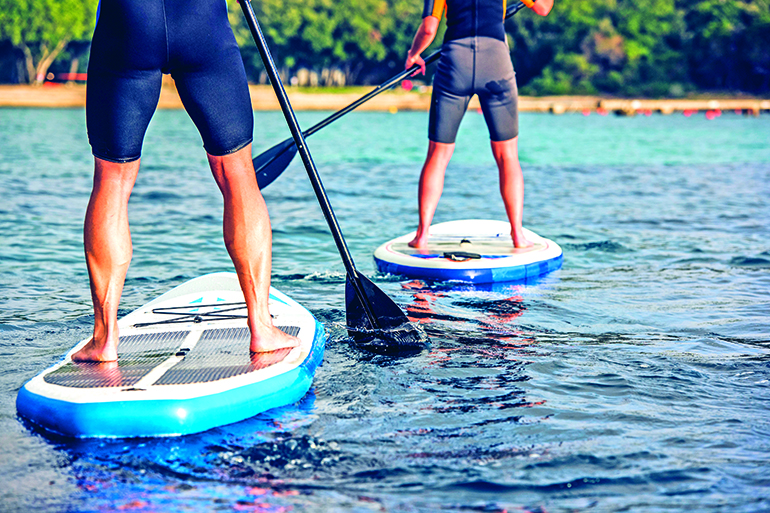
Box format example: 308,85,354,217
374,220,562,284
17,272,325,438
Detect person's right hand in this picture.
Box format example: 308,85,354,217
532,0,553,16
405,52,426,76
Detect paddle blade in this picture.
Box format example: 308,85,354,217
253,138,298,189
345,274,429,356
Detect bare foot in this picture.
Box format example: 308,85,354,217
72,360,123,386
512,230,535,249
249,347,293,370
71,337,119,362
250,324,301,353
408,234,428,248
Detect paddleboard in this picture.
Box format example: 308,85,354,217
374,220,562,284
16,272,325,439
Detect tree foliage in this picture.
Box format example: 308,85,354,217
511,0,770,95
227,0,411,84
0,0,767,93
0,0,97,84
683,0,770,91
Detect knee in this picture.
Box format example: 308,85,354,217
208,146,257,189
427,140,455,162
490,137,519,161
93,157,140,195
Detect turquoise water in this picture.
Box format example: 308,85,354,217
1,107,769,512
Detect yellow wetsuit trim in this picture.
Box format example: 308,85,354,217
430,0,446,19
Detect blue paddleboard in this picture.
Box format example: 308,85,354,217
374,220,562,284
16,272,325,438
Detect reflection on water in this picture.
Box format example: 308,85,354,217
2,109,769,512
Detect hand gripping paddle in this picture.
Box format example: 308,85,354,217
238,0,428,355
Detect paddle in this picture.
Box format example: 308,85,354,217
238,0,428,355
253,1,528,189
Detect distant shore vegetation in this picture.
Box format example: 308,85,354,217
0,0,768,96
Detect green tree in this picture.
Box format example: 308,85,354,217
1,0,763,93
0,0,97,84
229,0,396,84
376,0,432,80
512,0,690,96
611,0,686,95
682,0,770,92
507,0,610,93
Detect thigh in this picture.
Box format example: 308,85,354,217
86,71,163,163
172,50,254,156
475,38,519,142
429,41,474,144
86,0,166,162
167,0,254,156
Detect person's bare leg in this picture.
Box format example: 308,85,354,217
72,157,140,362
208,145,299,352
491,137,533,248
409,140,455,248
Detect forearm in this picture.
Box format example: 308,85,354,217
408,16,439,58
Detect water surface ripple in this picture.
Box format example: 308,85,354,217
1,108,768,512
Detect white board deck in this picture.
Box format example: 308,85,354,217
16,272,325,438
374,220,563,284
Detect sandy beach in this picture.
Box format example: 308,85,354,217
0,83,431,111
1,83,768,115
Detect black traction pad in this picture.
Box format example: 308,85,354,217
43,326,302,389
156,326,300,385
44,331,189,388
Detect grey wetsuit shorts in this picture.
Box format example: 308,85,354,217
429,36,519,144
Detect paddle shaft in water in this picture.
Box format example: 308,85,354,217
253,1,527,189
238,0,423,350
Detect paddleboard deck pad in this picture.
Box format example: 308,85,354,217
17,272,325,438
374,220,562,284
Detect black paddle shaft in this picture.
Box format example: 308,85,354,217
238,0,382,329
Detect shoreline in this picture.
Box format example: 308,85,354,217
1,84,768,115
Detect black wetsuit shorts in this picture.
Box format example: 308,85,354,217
429,36,519,144
86,0,253,163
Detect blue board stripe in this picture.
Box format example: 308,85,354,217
16,320,326,439
374,253,563,284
